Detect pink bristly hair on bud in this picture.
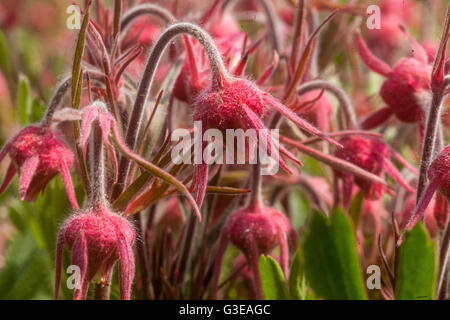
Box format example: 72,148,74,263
400,146,450,244
0,125,79,209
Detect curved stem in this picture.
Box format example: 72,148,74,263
112,22,228,200
297,79,358,129
41,76,72,128
120,3,176,32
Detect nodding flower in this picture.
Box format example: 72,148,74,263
55,103,135,300
191,75,342,207
400,145,450,243
54,203,135,300
356,27,432,130
211,203,290,300
0,125,78,209
332,135,416,209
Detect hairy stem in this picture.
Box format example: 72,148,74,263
89,121,105,207
416,80,449,202
248,161,262,211
120,3,176,32
112,22,227,200
41,76,72,128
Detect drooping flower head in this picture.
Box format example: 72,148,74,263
356,28,432,129
0,125,78,209
191,75,341,206
211,202,290,299
333,135,415,208
54,203,135,300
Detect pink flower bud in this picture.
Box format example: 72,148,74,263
356,30,432,127
0,125,78,209
55,204,135,300
212,204,290,299
333,136,415,207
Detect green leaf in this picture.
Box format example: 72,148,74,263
288,189,309,230
259,255,289,300
303,209,367,300
16,74,32,126
72,3,90,107
395,224,436,300
289,249,307,300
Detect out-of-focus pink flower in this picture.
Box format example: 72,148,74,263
357,30,432,129
398,195,438,238
0,0,20,30
0,126,78,209
333,136,415,208
212,204,290,299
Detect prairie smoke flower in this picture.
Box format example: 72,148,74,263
0,125,78,209
191,75,341,206
212,203,290,299
54,203,135,300
333,136,415,208
356,29,432,129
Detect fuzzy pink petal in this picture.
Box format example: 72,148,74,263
54,230,65,300
0,141,11,163
399,177,441,245
263,93,342,148
360,107,393,130
0,162,17,195
278,143,302,167
355,33,392,77
59,159,79,210
241,106,291,173
246,234,263,299
117,233,135,300
382,157,415,193
390,150,418,175
18,155,39,201
71,231,88,300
